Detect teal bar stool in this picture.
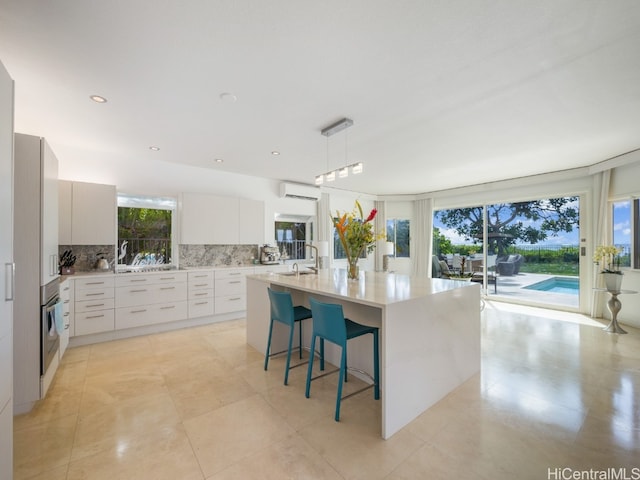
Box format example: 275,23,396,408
305,297,380,421
264,288,313,385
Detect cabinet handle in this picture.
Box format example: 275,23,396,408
86,292,105,297
63,286,70,291
63,312,70,317
86,303,105,308
86,281,105,285
86,314,105,319
130,289,147,293
160,286,175,290
160,277,175,280
229,281,241,284
229,272,241,276
161,305,175,310
194,292,208,296
195,301,209,305
63,299,70,304
50,254,57,277
194,274,208,278
5,263,15,301
130,279,147,282
64,324,69,330
229,297,241,301
194,283,208,287
130,309,147,314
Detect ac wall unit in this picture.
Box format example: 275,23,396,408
279,182,321,201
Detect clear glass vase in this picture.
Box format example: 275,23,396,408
347,257,359,280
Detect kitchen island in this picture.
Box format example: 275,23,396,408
246,269,481,439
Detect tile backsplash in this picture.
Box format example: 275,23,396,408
59,245,115,272
179,245,259,267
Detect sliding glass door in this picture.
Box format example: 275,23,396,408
433,196,580,309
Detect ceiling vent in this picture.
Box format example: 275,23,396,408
279,182,321,201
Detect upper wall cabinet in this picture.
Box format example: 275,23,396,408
180,193,264,245
59,180,116,245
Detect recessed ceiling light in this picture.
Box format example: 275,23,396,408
214,158,224,163
149,146,160,151
219,92,237,103
271,151,280,156
90,95,107,103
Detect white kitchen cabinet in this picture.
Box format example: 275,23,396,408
181,193,263,245
69,181,116,245
0,59,13,479
214,267,252,314
58,180,72,244
239,198,265,244
75,276,115,336
115,272,188,329
187,270,214,318
59,278,74,356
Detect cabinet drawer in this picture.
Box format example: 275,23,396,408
187,271,214,282
75,309,115,336
75,276,115,289
215,294,246,314
215,268,252,280
188,288,214,300
189,278,214,290
75,286,114,301
115,283,187,308
215,277,245,296
115,272,187,286
76,297,115,313
188,298,215,318
116,301,188,329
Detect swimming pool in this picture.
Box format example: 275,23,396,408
523,277,579,295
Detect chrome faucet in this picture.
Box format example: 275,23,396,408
292,262,299,275
304,244,319,273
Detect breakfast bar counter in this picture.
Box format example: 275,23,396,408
246,269,481,439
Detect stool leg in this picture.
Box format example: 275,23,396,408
299,321,303,359
264,319,274,371
319,338,325,371
373,330,380,400
335,347,347,421
284,323,295,385
305,335,317,398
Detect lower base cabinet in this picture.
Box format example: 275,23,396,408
116,301,188,329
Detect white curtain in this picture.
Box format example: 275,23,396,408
318,192,331,266
374,200,386,271
590,169,611,318
412,197,433,277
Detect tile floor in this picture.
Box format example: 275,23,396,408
13,302,640,479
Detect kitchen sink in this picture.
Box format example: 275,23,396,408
279,271,315,276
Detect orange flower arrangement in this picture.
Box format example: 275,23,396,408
332,200,384,279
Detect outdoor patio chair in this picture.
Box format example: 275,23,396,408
496,254,524,276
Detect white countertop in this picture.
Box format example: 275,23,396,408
248,268,477,308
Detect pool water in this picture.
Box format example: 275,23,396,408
524,277,579,295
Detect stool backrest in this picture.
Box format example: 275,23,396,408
267,288,295,327
309,297,347,345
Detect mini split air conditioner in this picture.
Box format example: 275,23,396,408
279,182,321,201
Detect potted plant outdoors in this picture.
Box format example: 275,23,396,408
332,200,385,280
448,256,474,281
593,245,623,292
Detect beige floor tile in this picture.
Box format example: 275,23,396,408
72,391,181,462
207,433,342,480
183,394,295,477
13,383,83,431
13,413,77,479
66,424,204,480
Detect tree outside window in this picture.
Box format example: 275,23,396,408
387,219,410,258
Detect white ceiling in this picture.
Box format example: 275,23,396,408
1,1,639,196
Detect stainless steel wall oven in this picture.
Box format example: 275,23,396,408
41,278,60,375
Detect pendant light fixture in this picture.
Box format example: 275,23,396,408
315,117,363,185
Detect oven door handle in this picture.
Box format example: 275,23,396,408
5,262,15,301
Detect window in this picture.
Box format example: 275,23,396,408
612,198,638,268
117,194,176,266
387,219,410,257
274,215,314,260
